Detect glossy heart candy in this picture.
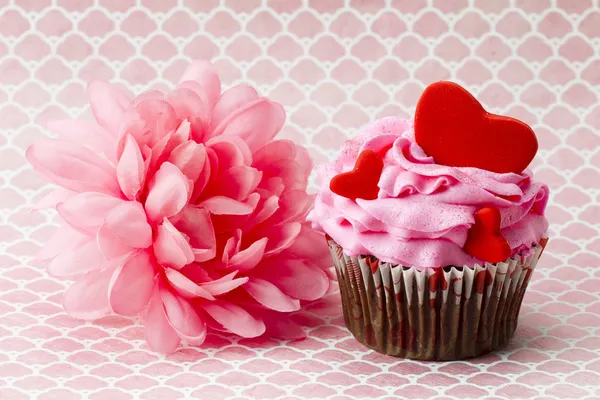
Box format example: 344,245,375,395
464,207,511,264
330,149,384,200
414,81,538,174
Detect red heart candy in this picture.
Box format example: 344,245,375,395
414,81,538,174
330,149,384,200
464,207,511,264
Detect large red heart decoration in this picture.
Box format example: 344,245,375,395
330,149,384,200
414,81,538,174
464,207,511,264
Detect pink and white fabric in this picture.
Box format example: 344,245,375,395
1,1,599,399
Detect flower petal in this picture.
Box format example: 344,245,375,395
263,314,306,340
160,286,207,345
202,300,265,338
167,87,209,124
32,188,76,211
48,237,112,277
97,223,134,261
210,193,261,235
210,84,259,133
253,140,297,171
27,139,120,195
190,147,213,201
63,266,115,320
248,195,279,228
228,238,268,272
253,141,310,192
165,269,215,300
117,134,146,201
175,206,216,262
211,166,262,201
134,98,179,143
222,230,242,265
207,136,251,171
147,123,190,179
178,60,221,110
144,289,181,353
57,192,123,235
87,81,131,134
199,196,254,215
260,259,330,301
47,119,114,155
284,228,331,270
200,271,248,296
38,225,87,261
264,222,302,256
244,278,301,312
268,190,312,225
168,141,206,183
104,201,153,249
215,99,285,152
109,251,156,316
145,162,190,223
154,218,194,269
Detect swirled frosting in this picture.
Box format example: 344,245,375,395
308,117,549,268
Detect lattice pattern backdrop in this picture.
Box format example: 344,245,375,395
1,0,599,399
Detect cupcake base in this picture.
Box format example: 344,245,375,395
329,240,545,360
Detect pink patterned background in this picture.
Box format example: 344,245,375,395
1,0,600,399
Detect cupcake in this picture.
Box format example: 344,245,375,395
307,82,549,360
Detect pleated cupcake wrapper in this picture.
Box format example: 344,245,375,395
328,239,546,360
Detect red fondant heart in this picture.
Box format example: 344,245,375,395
464,207,511,264
414,81,538,174
330,149,384,200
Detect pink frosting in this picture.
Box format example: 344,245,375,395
308,117,549,268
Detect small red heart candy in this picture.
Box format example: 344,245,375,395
330,149,384,200
464,207,511,264
415,81,538,174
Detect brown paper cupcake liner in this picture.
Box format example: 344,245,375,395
328,239,546,360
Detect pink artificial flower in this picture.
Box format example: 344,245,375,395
28,61,331,353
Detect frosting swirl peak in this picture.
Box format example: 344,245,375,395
308,117,549,268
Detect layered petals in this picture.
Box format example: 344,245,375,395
145,162,190,222
47,120,114,157
202,300,265,338
168,141,207,183
87,81,131,134
175,206,216,262
48,237,112,277
103,201,153,248
30,60,330,354
217,99,285,152
257,258,329,302
57,192,122,235
27,139,120,195
245,278,301,312
145,289,181,353
160,287,207,345
179,60,221,110
109,251,156,316
117,134,146,200
166,269,215,300
154,218,194,269
97,201,153,260
63,266,115,320
228,238,268,272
